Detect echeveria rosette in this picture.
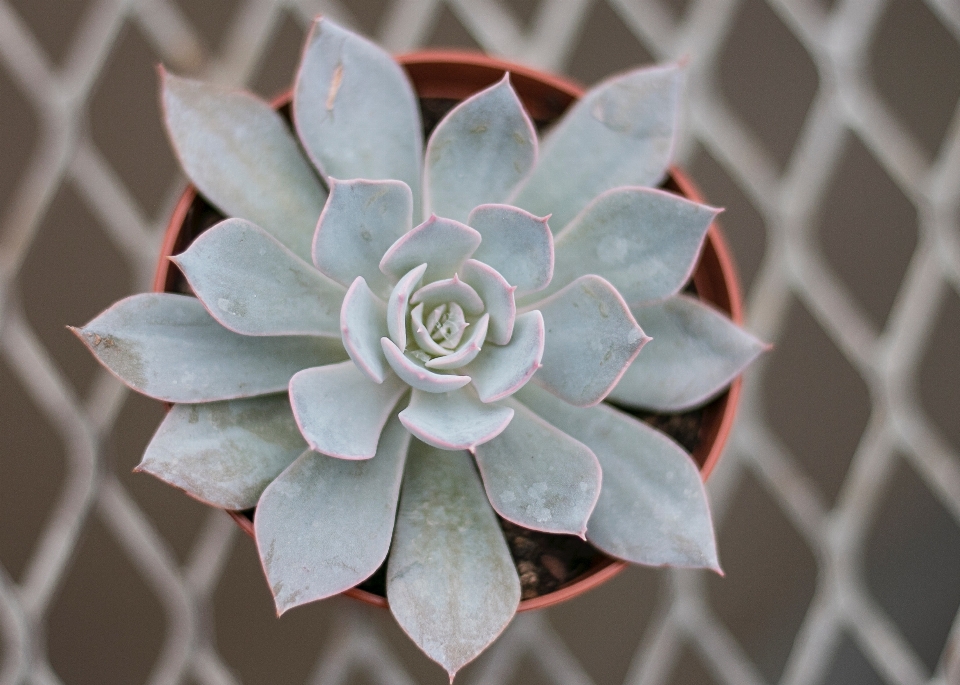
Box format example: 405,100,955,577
70,16,768,680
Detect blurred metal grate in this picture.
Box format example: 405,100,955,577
0,0,958,684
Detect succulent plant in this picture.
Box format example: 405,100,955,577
71,17,766,679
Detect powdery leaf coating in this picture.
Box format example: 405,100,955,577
294,18,422,216
410,303,453,357
424,75,537,223
313,179,413,298
139,395,306,510
387,442,520,679
399,387,513,450
609,295,768,411
162,71,326,261
386,263,426,351
467,310,544,403
174,218,345,337
381,338,472,393
516,383,720,571
532,276,649,407
341,277,390,383
468,204,553,296
424,314,489,370
474,398,600,536
411,276,484,315
510,63,684,232
459,259,516,345
288,361,407,459
380,216,481,284
534,187,718,307
71,294,347,403
256,413,410,614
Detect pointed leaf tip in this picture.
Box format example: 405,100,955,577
294,18,422,213
388,443,520,676
516,384,720,570
424,74,538,223
534,275,647,406
474,398,600,535
511,62,685,230
162,73,326,261
530,187,716,307
257,414,410,613
75,294,347,402
608,295,766,411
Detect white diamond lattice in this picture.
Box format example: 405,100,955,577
0,0,959,684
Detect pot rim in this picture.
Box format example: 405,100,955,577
154,49,744,614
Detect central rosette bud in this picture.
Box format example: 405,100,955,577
384,264,493,377
333,209,547,406
400,270,491,370
424,302,467,349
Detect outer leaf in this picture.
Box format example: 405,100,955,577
387,442,520,679
467,310,544,402
294,18,422,215
161,71,325,261
474,398,600,536
531,187,718,306
313,178,413,298
380,216,481,284
381,338,471,393
459,259,516,345
399,387,513,450
515,383,720,570
510,64,684,231
174,218,344,337
138,396,305,510
608,295,767,411
533,276,649,406
71,294,347,402
468,204,553,295
341,277,390,383
256,413,410,614
424,75,537,223
288,361,407,459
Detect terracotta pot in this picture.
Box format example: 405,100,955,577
154,50,743,613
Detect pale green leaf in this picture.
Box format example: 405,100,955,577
256,413,410,613
72,294,347,402
388,442,520,679
139,395,305,510
474,398,600,535
516,383,720,571
162,71,325,261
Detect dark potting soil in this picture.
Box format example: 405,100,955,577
170,96,714,604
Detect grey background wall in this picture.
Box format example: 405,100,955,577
0,1,958,684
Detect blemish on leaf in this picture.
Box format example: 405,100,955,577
365,186,389,207
326,63,344,111
90,334,147,388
